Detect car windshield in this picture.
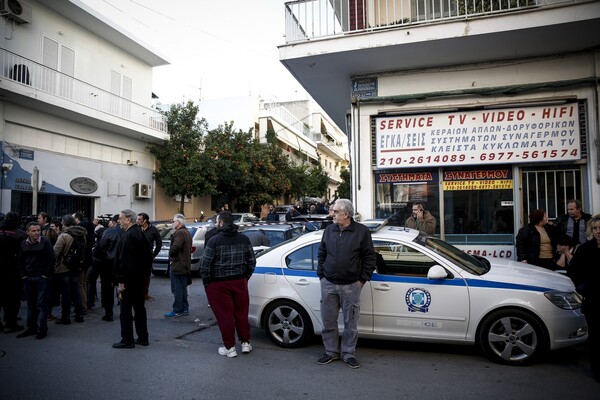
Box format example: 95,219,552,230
416,234,490,275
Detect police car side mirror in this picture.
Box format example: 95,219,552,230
427,265,448,280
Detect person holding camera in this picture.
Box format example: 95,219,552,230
404,202,436,235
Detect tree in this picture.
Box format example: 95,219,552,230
336,166,351,200
204,123,291,211
286,162,328,200
147,101,215,214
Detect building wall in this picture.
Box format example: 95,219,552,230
0,0,164,219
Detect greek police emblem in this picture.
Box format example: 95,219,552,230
405,288,431,313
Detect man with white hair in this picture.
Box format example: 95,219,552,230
165,214,192,318
317,199,376,369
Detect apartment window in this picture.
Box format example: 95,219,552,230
42,36,75,97
110,70,132,118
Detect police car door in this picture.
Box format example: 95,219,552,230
371,240,469,340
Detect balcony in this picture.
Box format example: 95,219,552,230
0,48,168,142
280,0,600,130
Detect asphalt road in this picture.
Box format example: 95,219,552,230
1,275,598,400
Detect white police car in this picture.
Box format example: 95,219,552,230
248,224,587,365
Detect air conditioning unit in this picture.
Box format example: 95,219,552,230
134,183,151,199
0,0,32,24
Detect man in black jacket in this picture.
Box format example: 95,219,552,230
317,199,376,369
18,221,56,339
555,199,592,245
112,209,152,348
137,212,162,301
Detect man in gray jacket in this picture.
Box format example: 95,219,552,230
317,199,376,369
165,214,191,317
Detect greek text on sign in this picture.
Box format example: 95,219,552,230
375,104,580,169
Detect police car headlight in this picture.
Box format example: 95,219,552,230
544,291,582,310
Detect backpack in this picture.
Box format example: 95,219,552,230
62,232,87,271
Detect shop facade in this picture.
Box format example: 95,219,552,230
350,54,599,259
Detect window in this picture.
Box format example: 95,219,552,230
285,243,320,271
373,240,437,277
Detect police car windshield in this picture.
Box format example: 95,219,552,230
419,236,489,275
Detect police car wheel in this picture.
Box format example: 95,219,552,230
478,308,547,366
263,300,313,348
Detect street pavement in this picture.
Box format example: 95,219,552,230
1,274,599,400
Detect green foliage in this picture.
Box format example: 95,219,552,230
286,162,328,200
204,123,292,210
336,166,351,199
147,101,216,213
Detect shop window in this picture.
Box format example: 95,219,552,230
521,168,582,221
442,166,514,246
374,169,440,235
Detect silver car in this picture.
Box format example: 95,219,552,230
151,222,213,276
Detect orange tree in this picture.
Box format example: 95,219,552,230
147,101,216,214
204,123,291,211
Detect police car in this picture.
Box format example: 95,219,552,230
248,223,587,365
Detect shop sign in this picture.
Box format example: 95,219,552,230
458,245,514,260
442,168,513,191
352,78,377,99
70,177,98,194
375,103,580,169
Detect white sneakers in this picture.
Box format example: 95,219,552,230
218,342,252,357
218,346,237,358
241,342,252,354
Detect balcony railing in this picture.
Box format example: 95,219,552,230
0,48,167,133
263,101,313,138
284,0,563,43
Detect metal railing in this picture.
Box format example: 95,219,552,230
284,0,560,43
0,48,167,133
263,101,313,138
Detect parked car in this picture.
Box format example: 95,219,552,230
289,214,332,231
242,223,304,247
248,224,587,365
232,213,259,224
152,222,212,276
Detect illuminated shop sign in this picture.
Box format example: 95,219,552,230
442,168,513,191
375,103,580,169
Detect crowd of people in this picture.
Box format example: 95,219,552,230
0,199,598,380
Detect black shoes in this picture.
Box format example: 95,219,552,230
55,318,71,325
134,338,149,346
345,357,360,369
112,341,134,349
35,331,47,340
16,329,37,338
101,315,114,322
317,354,339,365
74,316,84,323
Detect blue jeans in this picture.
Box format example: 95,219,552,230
320,279,363,361
170,272,189,313
23,275,51,333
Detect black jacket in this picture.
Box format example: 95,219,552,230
114,224,152,286
515,223,557,265
142,224,163,259
20,237,56,277
317,219,376,284
555,212,592,244
93,225,124,265
568,239,600,315
0,222,26,278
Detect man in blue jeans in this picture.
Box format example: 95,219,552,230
18,221,56,339
317,199,376,369
165,214,191,317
